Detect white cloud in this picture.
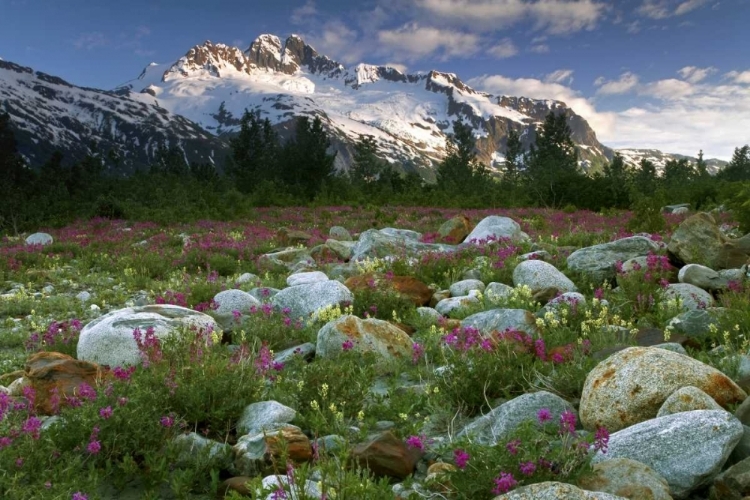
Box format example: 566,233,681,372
594,72,639,95
291,0,318,25
675,0,710,15
637,0,672,18
637,0,710,18
415,0,606,35
469,70,750,159
384,62,409,73
677,65,716,83
377,23,480,60
73,32,108,50
467,73,615,137
640,78,695,99
301,20,365,64
529,43,550,53
488,38,518,59
545,69,574,85
726,70,750,84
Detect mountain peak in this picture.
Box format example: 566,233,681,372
164,40,249,80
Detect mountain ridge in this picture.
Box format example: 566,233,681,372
0,32,726,178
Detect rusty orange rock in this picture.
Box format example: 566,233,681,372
438,215,472,244
351,431,421,479
25,351,107,415
345,273,432,306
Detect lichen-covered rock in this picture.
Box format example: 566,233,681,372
213,289,261,317
657,385,724,417
435,292,481,317
286,271,329,287
493,481,626,499
270,280,353,321
461,308,539,337
513,259,578,293
329,225,352,241
663,283,715,310
77,305,219,367
458,391,575,445
316,315,413,362
449,279,485,297
567,236,661,284
351,228,455,261
678,263,730,291
668,213,750,269
578,458,673,500
237,400,297,436
580,347,746,432
591,410,743,499
438,215,472,244
464,215,530,244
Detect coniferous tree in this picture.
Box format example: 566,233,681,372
663,158,695,188
349,135,385,187
695,150,709,178
718,145,750,182
630,158,658,197
0,112,36,233
524,112,580,207
281,115,337,200
436,120,490,196
602,152,630,208
503,128,523,185
227,110,280,193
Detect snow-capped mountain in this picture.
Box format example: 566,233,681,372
616,148,727,175
113,34,613,178
0,60,227,173
2,33,616,176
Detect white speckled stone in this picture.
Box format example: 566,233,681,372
77,305,219,367
286,271,329,287
271,280,353,321
591,410,743,499
213,289,261,316
463,216,530,244
25,232,53,246
449,279,485,297
513,259,578,293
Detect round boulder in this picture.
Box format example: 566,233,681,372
77,305,219,367
464,215,530,244
25,232,53,246
513,259,578,294
316,315,413,363
580,346,746,432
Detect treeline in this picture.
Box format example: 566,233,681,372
2,109,750,234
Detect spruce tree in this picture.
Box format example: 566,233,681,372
436,120,490,195
718,145,750,182
602,152,630,208
349,135,384,187
281,115,337,200
227,110,279,193
504,128,523,185
524,112,580,207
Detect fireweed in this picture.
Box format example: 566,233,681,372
439,408,610,499
0,209,739,499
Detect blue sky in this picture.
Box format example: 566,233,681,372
2,0,749,159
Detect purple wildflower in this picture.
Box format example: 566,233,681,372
536,408,552,424
519,461,537,476
492,472,518,494
560,410,577,435
453,449,470,469
406,435,424,451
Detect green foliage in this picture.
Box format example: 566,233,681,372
437,120,492,196
523,112,583,208
444,416,605,499
627,192,666,234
